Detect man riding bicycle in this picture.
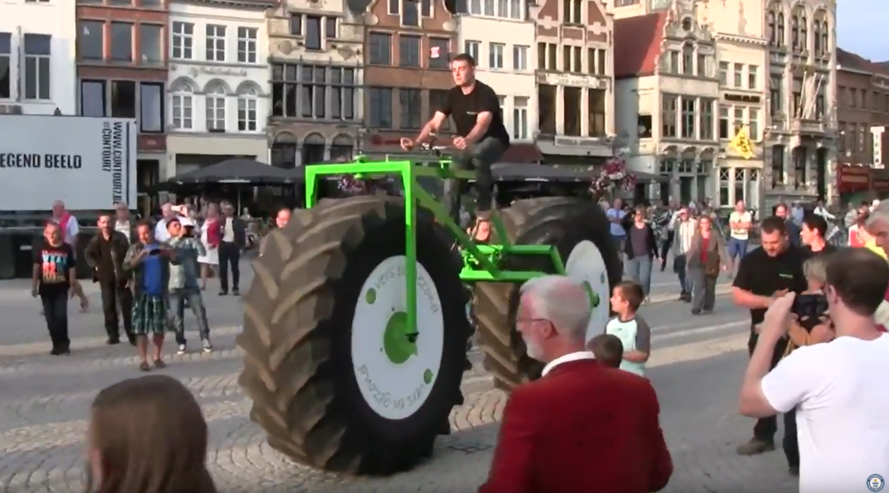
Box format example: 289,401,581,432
400,53,510,241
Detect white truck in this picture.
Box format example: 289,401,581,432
0,115,138,278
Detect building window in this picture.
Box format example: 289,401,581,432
718,106,729,139
388,0,399,14
290,14,302,35
399,35,421,67
170,79,194,130
588,89,606,137
330,67,356,120
513,96,528,140
682,44,694,75
770,75,782,115
563,0,582,23
815,94,824,119
24,34,51,101
597,49,606,76
513,45,527,71
369,87,393,128
820,21,828,56
718,61,728,85
140,82,163,133
772,145,785,187
793,147,806,189
171,21,193,60
237,84,258,132
661,94,677,138
238,27,258,64
733,63,743,87
399,88,422,130
369,33,392,64
469,0,522,17
429,38,449,68
110,80,136,118
700,99,714,140
206,83,226,132
747,65,757,89
325,17,337,39
139,24,162,64
305,16,322,50
748,108,758,140
402,0,420,26
563,87,581,136
696,53,707,77
680,97,695,138
110,23,132,62
489,43,504,70
80,80,106,117
735,169,745,204
668,51,679,74
733,107,744,134
562,45,581,73
719,168,730,206
538,84,556,134
465,40,480,62
78,21,104,60
0,34,9,99
421,0,432,17
768,11,775,45
271,64,358,121
813,21,821,54
206,25,226,62
777,13,785,47
429,89,450,131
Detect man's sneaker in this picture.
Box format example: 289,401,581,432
232,288,240,296
177,344,187,355
789,466,799,477
735,438,775,456
202,339,213,353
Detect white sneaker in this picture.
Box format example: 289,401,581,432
177,344,187,355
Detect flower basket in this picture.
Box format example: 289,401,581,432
590,157,637,199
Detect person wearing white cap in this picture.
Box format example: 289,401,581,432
167,215,213,355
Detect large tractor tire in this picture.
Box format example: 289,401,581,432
236,196,472,476
474,197,623,391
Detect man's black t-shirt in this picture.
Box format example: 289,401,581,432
34,242,76,296
801,243,839,259
439,81,510,147
733,245,807,326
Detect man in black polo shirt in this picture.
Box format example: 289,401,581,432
732,217,807,459
401,53,510,241
800,212,838,258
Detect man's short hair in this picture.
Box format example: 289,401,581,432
825,248,889,316
615,280,644,312
136,219,153,231
166,217,181,229
452,53,476,66
589,334,623,369
760,216,787,235
802,213,828,238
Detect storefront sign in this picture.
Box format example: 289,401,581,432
723,93,761,104
872,126,884,169
536,72,607,89
837,165,871,192
554,136,607,147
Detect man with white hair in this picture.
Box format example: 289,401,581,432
51,200,80,246
480,275,672,493
154,203,176,242
864,202,889,329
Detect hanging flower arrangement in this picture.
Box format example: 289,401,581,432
590,157,636,198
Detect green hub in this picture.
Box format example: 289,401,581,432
581,280,600,309
382,310,418,364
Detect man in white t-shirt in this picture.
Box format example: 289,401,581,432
154,203,176,242
728,200,752,274
739,247,889,491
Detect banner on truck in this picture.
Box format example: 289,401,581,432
0,116,138,211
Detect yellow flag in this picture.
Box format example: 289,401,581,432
730,126,754,159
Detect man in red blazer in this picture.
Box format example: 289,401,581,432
479,275,673,493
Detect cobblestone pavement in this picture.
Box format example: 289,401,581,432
0,265,798,492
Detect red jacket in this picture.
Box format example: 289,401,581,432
204,219,220,247
479,359,673,493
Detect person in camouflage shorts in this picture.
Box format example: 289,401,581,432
124,220,178,372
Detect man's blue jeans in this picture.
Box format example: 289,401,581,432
168,288,210,345
728,237,748,262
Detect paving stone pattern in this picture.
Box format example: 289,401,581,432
0,266,799,492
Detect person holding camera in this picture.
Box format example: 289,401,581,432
123,221,177,372
731,217,807,459
739,248,889,491
167,217,212,355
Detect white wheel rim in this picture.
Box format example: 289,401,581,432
564,240,610,344
351,256,445,420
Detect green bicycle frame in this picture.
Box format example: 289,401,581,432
304,156,566,336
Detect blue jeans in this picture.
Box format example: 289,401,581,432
728,237,748,262
168,288,210,345
626,255,653,296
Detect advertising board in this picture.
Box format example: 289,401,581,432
0,115,138,211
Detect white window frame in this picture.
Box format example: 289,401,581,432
464,40,480,63
563,0,582,24
513,45,527,71
0,34,11,101
489,43,504,70
171,85,194,131
206,24,226,62
171,21,193,60
237,27,257,64
238,98,257,132
206,87,226,132
23,35,52,101
512,96,528,140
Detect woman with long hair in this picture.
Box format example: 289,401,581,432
685,215,730,315
85,375,217,493
197,203,220,290
622,206,658,301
